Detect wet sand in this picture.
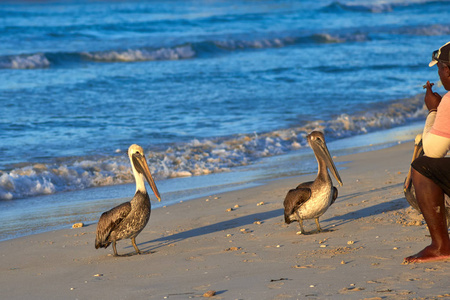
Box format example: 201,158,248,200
2,141,450,300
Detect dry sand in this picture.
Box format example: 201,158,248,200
2,141,450,300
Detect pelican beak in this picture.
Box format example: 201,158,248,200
317,139,343,187
132,153,161,201
404,134,423,191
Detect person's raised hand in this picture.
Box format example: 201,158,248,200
423,81,441,111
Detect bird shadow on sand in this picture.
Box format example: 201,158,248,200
112,249,157,257
323,183,410,228
134,208,284,253
164,290,227,298
130,183,410,252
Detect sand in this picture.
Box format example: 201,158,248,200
2,141,450,300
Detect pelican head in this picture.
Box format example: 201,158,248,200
404,134,423,192
308,131,343,186
128,144,161,201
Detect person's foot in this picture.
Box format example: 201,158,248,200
403,244,450,264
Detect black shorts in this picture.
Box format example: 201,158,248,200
412,156,450,197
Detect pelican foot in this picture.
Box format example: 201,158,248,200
125,250,154,256
314,228,335,234
112,253,129,257
296,231,309,235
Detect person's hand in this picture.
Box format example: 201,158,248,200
423,81,441,111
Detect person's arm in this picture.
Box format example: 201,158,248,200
422,83,450,157
423,130,450,158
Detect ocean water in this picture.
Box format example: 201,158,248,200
1,0,450,241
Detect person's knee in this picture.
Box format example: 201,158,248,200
411,167,437,193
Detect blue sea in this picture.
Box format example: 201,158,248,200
1,0,450,241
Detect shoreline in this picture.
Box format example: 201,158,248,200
0,122,424,242
2,139,450,299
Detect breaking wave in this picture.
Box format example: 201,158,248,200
81,45,196,62
0,94,427,200
2,17,448,70
0,32,373,69
0,53,50,69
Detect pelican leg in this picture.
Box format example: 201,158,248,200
295,212,306,234
131,237,141,254
112,241,119,256
315,218,322,232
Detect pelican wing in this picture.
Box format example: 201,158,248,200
296,181,313,189
283,187,311,224
95,202,131,249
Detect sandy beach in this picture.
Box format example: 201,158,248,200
2,141,450,300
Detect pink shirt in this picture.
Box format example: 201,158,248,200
430,91,450,138
423,91,450,158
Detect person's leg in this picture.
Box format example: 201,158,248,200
404,168,450,263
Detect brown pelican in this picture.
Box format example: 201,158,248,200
403,134,450,226
284,131,343,234
95,144,161,256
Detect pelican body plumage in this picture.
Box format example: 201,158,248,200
284,131,343,234
95,144,161,256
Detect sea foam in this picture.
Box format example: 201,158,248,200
0,94,426,200
0,54,50,69
82,45,196,62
